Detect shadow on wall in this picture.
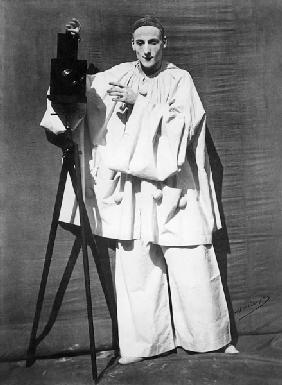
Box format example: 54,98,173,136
206,127,238,345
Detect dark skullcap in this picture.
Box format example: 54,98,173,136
131,15,165,39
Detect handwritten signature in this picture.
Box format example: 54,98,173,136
234,295,270,320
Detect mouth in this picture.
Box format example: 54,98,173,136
143,56,153,61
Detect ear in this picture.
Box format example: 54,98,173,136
163,36,167,49
131,37,136,51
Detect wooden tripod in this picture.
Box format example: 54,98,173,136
26,131,117,383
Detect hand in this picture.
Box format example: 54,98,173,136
65,18,81,37
107,82,138,104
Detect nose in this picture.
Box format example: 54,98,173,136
143,43,151,56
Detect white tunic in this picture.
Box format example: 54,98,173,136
41,61,221,246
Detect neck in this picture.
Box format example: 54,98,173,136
139,60,163,77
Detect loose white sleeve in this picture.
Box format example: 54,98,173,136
106,73,205,181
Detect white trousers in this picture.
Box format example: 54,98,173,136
115,240,231,357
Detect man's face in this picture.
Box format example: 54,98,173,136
132,26,166,73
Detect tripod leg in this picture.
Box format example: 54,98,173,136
71,144,97,382
87,236,119,351
69,158,119,351
35,236,82,346
26,159,69,367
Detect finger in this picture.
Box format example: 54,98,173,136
71,18,80,25
66,28,79,35
107,87,123,93
66,20,81,33
106,87,118,92
66,26,78,32
107,91,123,97
66,24,78,32
109,82,124,88
69,18,81,28
66,21,78,28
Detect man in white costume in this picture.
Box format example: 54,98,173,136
41,16,238,364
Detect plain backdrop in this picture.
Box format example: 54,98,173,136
1,0,282,360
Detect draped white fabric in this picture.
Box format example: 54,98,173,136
42,61,221,245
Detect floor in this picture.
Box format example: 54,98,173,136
1,334,282,385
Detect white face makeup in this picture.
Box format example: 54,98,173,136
132,25,167,75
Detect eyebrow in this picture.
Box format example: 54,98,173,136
135,38,160,43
